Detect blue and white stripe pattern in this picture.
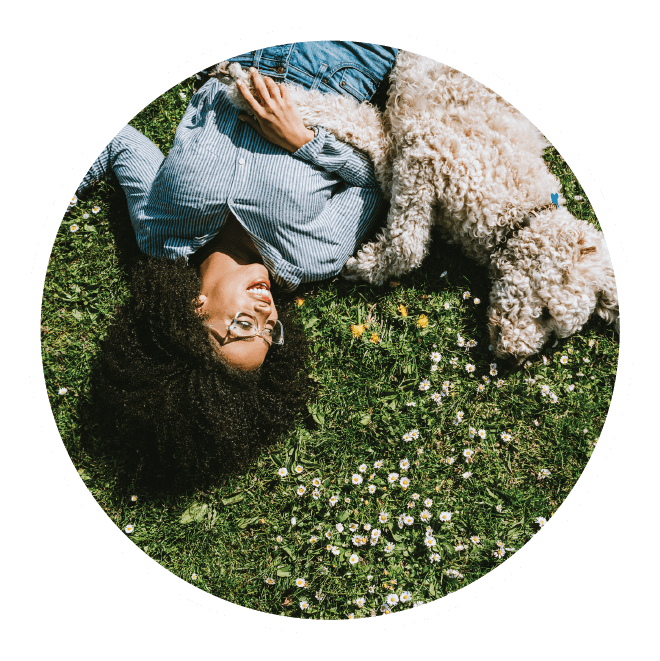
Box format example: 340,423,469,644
78,77,385,291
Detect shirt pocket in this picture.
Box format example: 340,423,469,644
319,63,381,103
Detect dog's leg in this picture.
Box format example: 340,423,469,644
343,156,437,285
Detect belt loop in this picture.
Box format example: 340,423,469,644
252,49,262,70
310,62,328,92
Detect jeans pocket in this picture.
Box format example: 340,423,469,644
320,64,380,103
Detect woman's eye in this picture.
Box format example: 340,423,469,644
237,321,254,330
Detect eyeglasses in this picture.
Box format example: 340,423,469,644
227,311,284,346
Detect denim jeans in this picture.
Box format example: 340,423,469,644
227,41,398,103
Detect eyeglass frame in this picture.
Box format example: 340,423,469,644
226,310,284,346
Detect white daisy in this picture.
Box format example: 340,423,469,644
406,401,416,407
69,194,78,207
368,585,375,594
329,495,339,506
444,302,450,310
469,426,476,439
277,467,288,477
412,493,420,501
410,429,420,440
535,516,547,527
91,205,100,214
349,554,359,565
431,351,442,362
588,339,595,347
358,463,367,473
374,459,383,469
379,512,389,523
355,596,365,607
402,432,413,442
445,457,455,465
470,535,481,544
276,535,283,543
430,553,441,563
69,224,79,233
560,355,568,364
130,495,137,502
312,489,320,500
295,465,304,474
336,523,344,533
463,448,474,460
309,535,318,543
500,432,512,442
424,536,437,548
538,468,551,479
312,477,322,487
474,298,480,304
468,339,477,348
363,523,371,531
315,591,325,601
58,387,68,395
296,485,306,496
179,91,186,99
462,472,473,479
348,523,358,532
384,542,395,553
549,392,559,403
368,484,377,494
295,577,306,588
265,577,275,585
495,504,503,513
450,357,458,366
352,473,363,485
388,472,399,483
431,364,439,372
540,385,551,396
477,384,486,393
454,544,466,551
403,514,414,526
291,517,297,526
423,498,432,508
82,213,89,220
399,476,410,489
496,379,505,387
455,410,464,422
386,593,399,606
463,291,470,300
124,524,134,534
331,546,341,556
439,511,452,522
419,509,432,523
457,335,465,347
419,379,431,391
299,600,309,610
399,458,410,471
400,591,412,604
465,364,476,374
445,569,463,578
478,429,486,439
430,392,442,404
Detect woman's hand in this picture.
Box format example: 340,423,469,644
237,68,315,153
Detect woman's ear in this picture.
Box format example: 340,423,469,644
193,295,208,316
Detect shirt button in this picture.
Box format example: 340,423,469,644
322,78,328,84
238,158,245,165
340,81,346,87
276,66,284,74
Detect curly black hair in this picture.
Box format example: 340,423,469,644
88,255,313,491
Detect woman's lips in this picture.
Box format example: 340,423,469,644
247,279,271,291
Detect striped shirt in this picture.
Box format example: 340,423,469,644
80,78,385,291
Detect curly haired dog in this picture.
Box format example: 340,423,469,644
209,50,618,362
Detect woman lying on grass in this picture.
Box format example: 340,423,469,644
83,42,398,490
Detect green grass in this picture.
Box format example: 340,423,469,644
41,73,618,619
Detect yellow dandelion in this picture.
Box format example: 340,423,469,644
351,324,366,338
370,333,380,344
397,304,408,317
417,314,429,328
294,296,304,307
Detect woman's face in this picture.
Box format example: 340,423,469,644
198,249,279,371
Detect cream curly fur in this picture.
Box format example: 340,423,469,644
209,52,618,362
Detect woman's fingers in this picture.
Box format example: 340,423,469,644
236,79,265,117
249,68,278,108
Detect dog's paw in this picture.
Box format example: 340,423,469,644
341,257,363,282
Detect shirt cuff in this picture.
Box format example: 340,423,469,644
291,125,326,162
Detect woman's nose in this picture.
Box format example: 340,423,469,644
253,300,272,315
